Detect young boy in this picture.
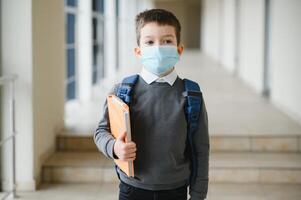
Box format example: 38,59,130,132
94,9,209,200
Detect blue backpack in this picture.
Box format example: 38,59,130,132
115,74,202,186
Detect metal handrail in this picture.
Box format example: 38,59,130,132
0,74,17,85
0,74,18,200
0,135,14,147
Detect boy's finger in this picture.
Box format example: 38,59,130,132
124,145,136,151
125,142,136,148
125,153,136,159
126,148,137,153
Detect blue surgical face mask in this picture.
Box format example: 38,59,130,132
140,45,180,75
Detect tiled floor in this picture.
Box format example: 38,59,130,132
2,182,300,200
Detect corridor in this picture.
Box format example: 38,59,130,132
3,51,301,199
1,0,301,200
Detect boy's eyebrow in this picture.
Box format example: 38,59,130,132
143,34,175,38
162,34,175,38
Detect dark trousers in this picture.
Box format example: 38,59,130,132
119,180,188,200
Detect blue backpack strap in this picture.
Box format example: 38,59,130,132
183,78,202,186
114,74,139,180
116,74,139,105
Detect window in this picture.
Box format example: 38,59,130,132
65,0,78,100
66,0,77,7
92,0,105,84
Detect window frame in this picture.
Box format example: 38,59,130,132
64,1,79,101
92,0,105,85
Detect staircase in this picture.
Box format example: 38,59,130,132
42,134,118,183
42,133,301,184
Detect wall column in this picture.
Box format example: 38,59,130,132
104,0,117,84
78,0,92,103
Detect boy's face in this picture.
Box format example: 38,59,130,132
134,22,184,57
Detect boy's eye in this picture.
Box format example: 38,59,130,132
145,41,154,45
163,40,173,44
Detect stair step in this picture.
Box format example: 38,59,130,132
57,136,97,151
210,152,301,183
57,135,301,152
211,135,301,152
42,152,118,183
42,151,301,184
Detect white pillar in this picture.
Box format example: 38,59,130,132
220,0,236,73
118,0,142,79
119,0,132,76
237,0,265,93
201,0,223,61
78,0,92,103
1,0,35,191
270,0,301,125
104,0,117,83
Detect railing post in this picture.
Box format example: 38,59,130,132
0,74,18,199
11,77,17,199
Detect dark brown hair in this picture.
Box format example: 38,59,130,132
135,9,181,46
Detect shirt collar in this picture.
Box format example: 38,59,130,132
139,67,178,86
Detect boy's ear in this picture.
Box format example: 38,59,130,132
177,44,184,55
134,47,141,57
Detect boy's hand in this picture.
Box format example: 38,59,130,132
113,131,137,161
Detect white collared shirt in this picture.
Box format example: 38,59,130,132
139,67,178,86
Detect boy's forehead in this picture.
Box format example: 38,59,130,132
140,22,176,38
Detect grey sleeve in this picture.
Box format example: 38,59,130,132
93,84,120,159
189,95,210,200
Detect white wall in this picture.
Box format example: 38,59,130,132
269,0,301,124
237,0,265,93
32,0,65,187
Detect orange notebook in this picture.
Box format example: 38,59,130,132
107,94,134,177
